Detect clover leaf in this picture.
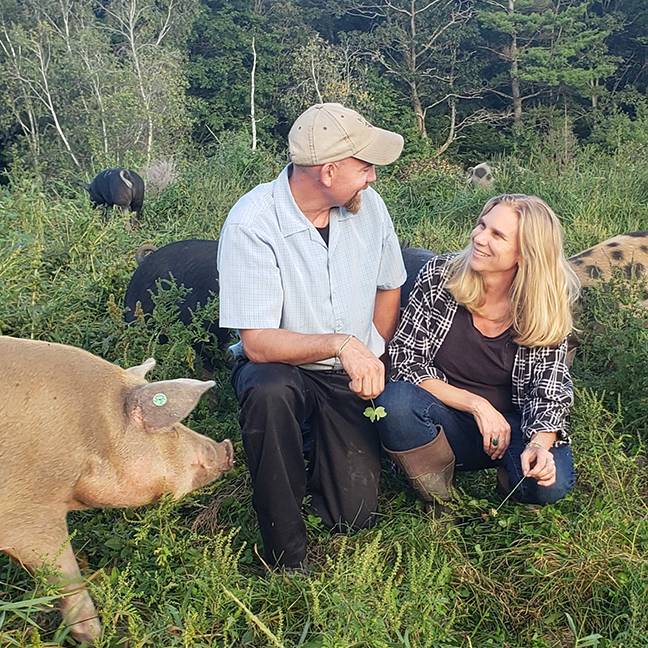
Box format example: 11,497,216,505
363,400,387,423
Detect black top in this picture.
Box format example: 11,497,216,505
316,224,330,245
434,305,517,413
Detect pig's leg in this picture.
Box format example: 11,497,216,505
56,541,102,643
0,514,102,643
121,205,139,231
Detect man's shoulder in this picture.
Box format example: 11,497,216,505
359,186,388,212
348,187,392,235
224,180,276,230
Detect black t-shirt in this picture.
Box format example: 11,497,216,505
316,224,330,245
434,305,517,413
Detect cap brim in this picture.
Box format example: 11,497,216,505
353,128,404,166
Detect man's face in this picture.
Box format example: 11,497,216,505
330,158,377,213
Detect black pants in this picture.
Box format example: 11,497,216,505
231,361,381,568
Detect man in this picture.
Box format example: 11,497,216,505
218,103,406,570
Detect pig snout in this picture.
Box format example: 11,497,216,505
192,439,234,488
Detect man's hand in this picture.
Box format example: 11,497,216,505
338,336,385,399
521,445,556,487
471,398,511,460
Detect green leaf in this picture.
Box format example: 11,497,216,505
364,404,388,423
374,406,387,419
104,537,124,550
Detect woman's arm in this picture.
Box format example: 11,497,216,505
389,257,452,385
419,378,482,413
520,339,574,445
516,341,573,487
419,378,513,460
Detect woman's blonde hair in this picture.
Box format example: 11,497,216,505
446,194,580,347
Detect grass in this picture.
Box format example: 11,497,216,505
0,139,647,647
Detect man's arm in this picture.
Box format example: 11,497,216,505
241,286,401,391
240,329,345,365
240,329,385,399
373,287,401,342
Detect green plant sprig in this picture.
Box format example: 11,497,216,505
363,398,387,423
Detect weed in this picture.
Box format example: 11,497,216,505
1,141,647,646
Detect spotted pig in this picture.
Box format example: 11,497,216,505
568,231,648,294
466,162,494,189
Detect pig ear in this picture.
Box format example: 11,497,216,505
125,358,156,379
126,379,215,430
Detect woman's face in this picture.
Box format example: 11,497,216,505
469,203,520,276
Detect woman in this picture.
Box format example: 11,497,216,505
377,194,579,507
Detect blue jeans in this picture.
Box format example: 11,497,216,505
376,381,575,505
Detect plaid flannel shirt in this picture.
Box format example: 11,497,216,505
389,254,573,446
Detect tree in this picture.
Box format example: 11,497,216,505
281,33,374,121
187,0,314,144
0,18,81,169
478,0,619,123
348,0,503,155
100,0,198,164
350,0,472,138
0,0,197,175
592,0,647,99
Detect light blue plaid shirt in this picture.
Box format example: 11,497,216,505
218,165,406,369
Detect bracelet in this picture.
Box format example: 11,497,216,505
336,334,354,358
526,440,545,451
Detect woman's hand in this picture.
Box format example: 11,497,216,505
521,444,556,486
471,398,511,460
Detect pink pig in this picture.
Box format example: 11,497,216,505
0,337,234,643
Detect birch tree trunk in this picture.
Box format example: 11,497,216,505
509,1,522,126
250,35,257,151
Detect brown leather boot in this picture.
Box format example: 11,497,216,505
384,426,455,507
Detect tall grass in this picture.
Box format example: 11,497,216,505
1,140,647,646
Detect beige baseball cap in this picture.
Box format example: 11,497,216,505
288,103,404,166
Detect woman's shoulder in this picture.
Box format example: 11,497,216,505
516,338,570,363
419,252,459,284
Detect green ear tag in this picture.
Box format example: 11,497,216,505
152,393,167,407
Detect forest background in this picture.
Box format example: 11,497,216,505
0,0,647,172
0,0,647,646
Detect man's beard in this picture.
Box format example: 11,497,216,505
344,191,362,214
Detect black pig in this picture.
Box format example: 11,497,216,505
88,168,145,225
124,239,228,370
400,246,436,308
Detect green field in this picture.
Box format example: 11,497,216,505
1,138,647,647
